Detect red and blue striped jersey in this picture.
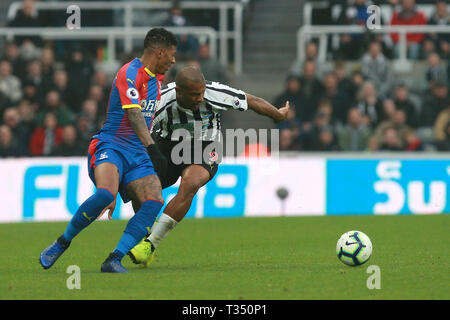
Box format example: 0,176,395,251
93,58,163,152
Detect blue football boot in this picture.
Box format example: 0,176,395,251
100,253,128,273
39,237,70,269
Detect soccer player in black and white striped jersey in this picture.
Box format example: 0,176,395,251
126,66,290,267
153,77,248,143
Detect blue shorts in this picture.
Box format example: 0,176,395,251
87,139,157,203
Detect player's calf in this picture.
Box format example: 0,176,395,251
39,187,116,270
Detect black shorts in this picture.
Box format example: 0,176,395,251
152,134,220,189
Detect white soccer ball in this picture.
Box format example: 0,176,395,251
336,230,372,266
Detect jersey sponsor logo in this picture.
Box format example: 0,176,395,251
141,99,159,114
126,87,139,100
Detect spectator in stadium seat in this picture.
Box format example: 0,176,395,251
379,98,397,124
75,112,97,147
349,70,365,100
91,69,110,90
298,60,324,122
421,80,449,127
16,99,36,138
374,108,411,147
163,4,198,59
390,0,427,60
304,41,319,62
335,0,372,60
371,32,396,60
86,84,106,118
392,83,419,128
366,135,380,152
316,98,337,127
337,108,372,152
90,70,111,116
378,126,404,151
18,39,42,62
2,107,30,156
50,124,86,156
278,104,302,151
311,126,340,151
29,112,63,156
274,75,306,121
424,52,448,89
290,41,327,78
0,91,8,118
433,100,450,151
427,0,450,59
35,90,74,127
402,128,424,151
65,47,94,111
7,0,43,47
320,72,351,125
0,125,22,158
197,43,228,84
24,60,45,103
303,108,335,151
0,60,23,105
50,69,70,108
22,80,39,106
40,47,55,88
2,42,26,80
333,61,355,102
420,38,438,61
280,129,301,151
356,81,383,128
80,99,99,123
361,41,393,99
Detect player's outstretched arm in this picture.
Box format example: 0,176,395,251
246,93,289,123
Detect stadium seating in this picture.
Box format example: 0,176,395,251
0,0,448,157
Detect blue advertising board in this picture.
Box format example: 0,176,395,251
327,159,450,215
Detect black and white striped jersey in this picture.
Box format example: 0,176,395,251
152,81,248,141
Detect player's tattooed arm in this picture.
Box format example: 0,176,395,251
126,107,167,175
125,107,155,147
246,93,290,123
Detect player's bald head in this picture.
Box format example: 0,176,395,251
175,66,205,90
174,66,206,110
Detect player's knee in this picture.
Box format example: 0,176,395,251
142,191,164,206
95,187,116,206
95,185,118,200
153,194,164,205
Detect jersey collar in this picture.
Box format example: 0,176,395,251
144,67,156,77
136,58,156,78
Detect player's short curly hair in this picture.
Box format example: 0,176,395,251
144,28,178,51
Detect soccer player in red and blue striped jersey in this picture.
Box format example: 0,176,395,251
39,28,177,273
92,57,164,151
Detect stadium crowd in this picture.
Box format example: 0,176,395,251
0,0,227,158
0,0,449,158
277,0,449,152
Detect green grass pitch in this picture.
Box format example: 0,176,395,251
0,215,448,300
